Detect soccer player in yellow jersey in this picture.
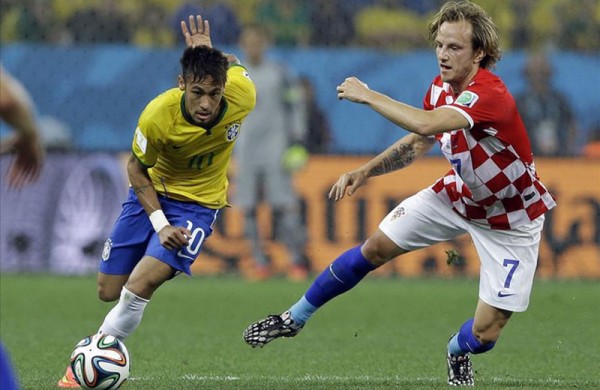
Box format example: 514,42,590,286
58,16,256,388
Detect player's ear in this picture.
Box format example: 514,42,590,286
473,49,485,65
178,75,185,91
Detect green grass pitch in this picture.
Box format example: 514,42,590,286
1,274,599,389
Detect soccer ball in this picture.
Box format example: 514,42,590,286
70,333,130,389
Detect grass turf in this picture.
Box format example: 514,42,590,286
1,274,599,389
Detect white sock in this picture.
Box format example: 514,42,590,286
98,287,149,341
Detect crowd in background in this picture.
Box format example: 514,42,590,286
1,0,599,52
1,0,599,158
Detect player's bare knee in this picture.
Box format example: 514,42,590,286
361,241,392,267
97,285,120,302
362,233,404,267
124,279,161,300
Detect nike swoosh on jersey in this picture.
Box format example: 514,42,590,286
497,291,516,297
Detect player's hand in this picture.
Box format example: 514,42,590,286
6,132,44,189
328,169,368,201
158,225,192,250
181,15,212,48
336,77,371,104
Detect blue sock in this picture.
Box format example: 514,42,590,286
289,296,317,325
290,245,376,324
447,333,464,356
449,318,496,355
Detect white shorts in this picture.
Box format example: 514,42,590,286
379,188,544,312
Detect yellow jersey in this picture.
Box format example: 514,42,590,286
131,64,256,208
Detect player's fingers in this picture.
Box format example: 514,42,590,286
327,184,336,199
328,183,342,200
180,20,190,37
196,15,203,33
188,15,197,34
204,19,210,36
168,235,182,250
333,176,349,201
179,228,192,245
335,185,346,201
336,85,344,100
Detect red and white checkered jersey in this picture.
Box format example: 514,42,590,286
424,68,556,230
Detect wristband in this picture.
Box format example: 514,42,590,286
149,210,169,233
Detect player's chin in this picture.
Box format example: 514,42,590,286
439,68,453,81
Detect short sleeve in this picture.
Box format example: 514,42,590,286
131,110,160,167
224,64,257,113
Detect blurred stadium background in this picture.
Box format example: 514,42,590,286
1,1,600,388
0,0,599,278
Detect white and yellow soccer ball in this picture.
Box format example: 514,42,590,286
70,333,130,390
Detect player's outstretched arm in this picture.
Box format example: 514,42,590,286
181,15,212,48
0,67,44,188
328,133,434,201
337,76,468,136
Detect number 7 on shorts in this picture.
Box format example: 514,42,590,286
502,259,519,288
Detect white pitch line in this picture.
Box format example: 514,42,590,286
127,374,576,386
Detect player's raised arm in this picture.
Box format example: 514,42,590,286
181,15,212,48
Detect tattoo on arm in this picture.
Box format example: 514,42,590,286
133,184,153,194
369,143,415,177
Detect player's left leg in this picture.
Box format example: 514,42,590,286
447,215,545,385
447,302,512,386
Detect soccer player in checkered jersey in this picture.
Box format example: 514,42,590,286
243,1,556,386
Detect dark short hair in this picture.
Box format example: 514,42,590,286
180,46,228,86
428,1,502,69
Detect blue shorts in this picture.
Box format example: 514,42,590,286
99,188,220,276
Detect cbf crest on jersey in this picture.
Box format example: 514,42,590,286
226,122,241,142
102,238,112,261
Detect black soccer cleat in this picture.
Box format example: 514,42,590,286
447,352,474,386
243,311,304,348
